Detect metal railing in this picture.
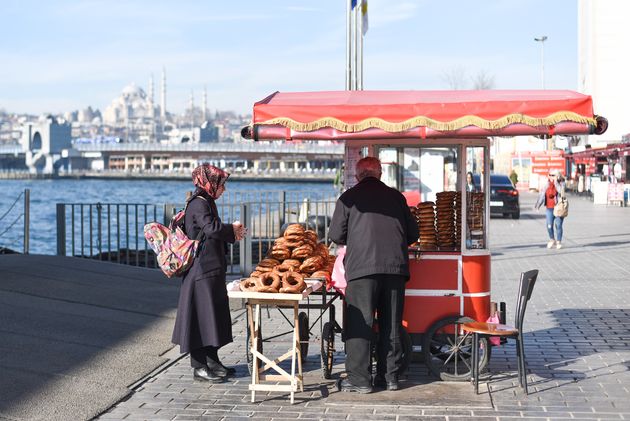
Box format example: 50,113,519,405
56,191,337,276
0,188,30,254
239,198,336,275
56,202,164,267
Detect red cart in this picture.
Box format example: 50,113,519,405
242,90,607,380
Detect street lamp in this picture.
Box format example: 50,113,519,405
534,35,548,89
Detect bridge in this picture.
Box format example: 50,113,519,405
0,141,345,174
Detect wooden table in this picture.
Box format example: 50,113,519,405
227,280,322,404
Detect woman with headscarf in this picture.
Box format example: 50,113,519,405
171,164,246,382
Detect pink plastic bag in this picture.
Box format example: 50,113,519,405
486,313,501,346
331,245,347,296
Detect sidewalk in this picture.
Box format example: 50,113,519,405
98,192,630,421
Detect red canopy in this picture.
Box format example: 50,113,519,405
243,90,607,141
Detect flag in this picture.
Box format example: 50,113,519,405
351,0,358,9
361,0,368,35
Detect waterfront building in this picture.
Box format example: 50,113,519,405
20,116,71,174
578,0,630,144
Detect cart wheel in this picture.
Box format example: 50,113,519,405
246,323,263,375
423,315,491,381
321,321,335,379
298,312,309,363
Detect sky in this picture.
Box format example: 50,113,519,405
0,0,578,116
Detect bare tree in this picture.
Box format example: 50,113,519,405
441,66,468,90
471,70,495,90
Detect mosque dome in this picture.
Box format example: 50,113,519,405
121,83,146,99
103,82,154,126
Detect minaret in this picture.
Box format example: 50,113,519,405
148,74,155,117
160,67,166,122
189,90,195,130
202,86,208,122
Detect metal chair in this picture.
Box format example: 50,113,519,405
462,269,538,394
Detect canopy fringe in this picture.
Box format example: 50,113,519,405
259,112,596,133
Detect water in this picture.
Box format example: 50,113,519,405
0,179,336,255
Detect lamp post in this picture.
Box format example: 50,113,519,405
534,35,548,89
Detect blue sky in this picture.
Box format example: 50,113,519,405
0,0,577,116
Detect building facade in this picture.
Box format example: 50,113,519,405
578,0,630,144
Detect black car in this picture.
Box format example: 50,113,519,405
473,174,520,219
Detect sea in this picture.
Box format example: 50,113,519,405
1,178,336,255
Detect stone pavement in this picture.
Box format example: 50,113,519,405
0,254,179,421
97,192,630,421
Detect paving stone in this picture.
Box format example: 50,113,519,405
95,193,630,420
296,413,345,419
346,414,398,420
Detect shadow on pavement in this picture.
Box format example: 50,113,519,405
583,240,630,248
0,255,179,421
486,308,630,394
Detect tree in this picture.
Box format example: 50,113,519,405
471,70,495,90
441,66,468,90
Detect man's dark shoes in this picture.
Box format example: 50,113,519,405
336,378,373,394
374,375,399,391
193,366,225,383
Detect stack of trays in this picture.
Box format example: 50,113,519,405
409,206,421,241
416,201,437,250
454,192,462,250
467,192,485,232
436,191,457,249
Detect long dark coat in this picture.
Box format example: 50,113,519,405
171,192,235,353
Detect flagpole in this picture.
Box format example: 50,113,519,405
357,2,363,90
354,3,360,90
346,0,352,90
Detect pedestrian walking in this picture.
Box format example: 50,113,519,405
171,164,246,382
466,171,479,192
535,169,566,249
329,157,419,393
509,169,519,186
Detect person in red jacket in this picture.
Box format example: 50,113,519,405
534,170,566,249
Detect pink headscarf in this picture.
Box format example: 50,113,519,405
191,164,230,199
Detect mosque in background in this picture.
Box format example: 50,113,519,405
101,69,217,144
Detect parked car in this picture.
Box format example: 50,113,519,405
473,174,520,219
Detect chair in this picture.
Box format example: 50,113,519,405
462,269,538,394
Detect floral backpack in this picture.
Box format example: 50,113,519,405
144,198,206,278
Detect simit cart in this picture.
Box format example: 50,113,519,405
241,90,607,380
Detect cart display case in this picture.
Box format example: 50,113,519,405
242,89,607,381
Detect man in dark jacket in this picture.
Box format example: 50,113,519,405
329,157,419,393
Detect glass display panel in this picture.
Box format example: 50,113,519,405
378,146,460,252
466,146,487,249
377,147,398,188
